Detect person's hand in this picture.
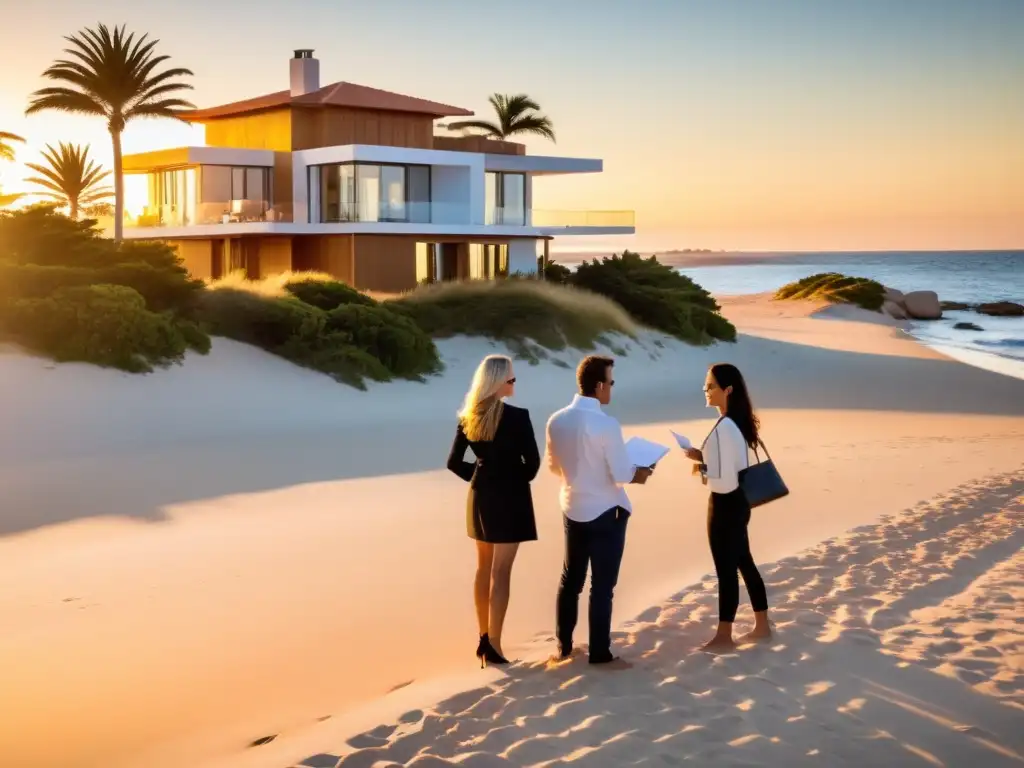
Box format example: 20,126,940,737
684,448,703,463
631,466,653,485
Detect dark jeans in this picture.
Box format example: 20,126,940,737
556,506,629,662
708,489,769,622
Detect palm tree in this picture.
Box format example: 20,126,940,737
0,189,22,207
26,23,194,241
24,142,113,220
446,93,556,143
0,131,25,162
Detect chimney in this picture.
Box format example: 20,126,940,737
290,49,319,97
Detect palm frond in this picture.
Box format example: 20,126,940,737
22,142,113,218
0,130,26,161
445,119,504,138
27,23,194,239
464,93,557,142
0,191,24,207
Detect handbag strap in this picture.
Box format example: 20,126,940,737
752,438,773,463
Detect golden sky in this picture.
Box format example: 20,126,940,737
1,0,1022,252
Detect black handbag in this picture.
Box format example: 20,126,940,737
739,440,789,508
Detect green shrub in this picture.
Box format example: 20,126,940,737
542,259,573,284
325,303,440,379
284,277,376,311
196,288,325,348
775,272,885,311
0,261,203,312
197,286,440,388
388,279,637,350
0,206,204,314
568,251,734,344
0,284,203,372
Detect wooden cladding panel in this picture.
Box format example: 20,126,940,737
168,239,214,280
203,110,293,151
291,107,433,150
258,237,293,277
352,235,417,293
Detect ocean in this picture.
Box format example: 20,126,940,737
675,251,1024,381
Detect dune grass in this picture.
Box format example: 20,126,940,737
775,272,886,311
199,272,441,389
387,278,638,353
1,208,733,385
546,251,736,344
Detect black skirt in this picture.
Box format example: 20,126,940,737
466,478,537,543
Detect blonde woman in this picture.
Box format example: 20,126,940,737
447,354,541,667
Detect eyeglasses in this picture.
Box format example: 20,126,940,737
506,377,517,385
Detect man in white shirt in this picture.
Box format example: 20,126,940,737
545,355,652,666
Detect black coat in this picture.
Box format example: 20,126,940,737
447,403,541,543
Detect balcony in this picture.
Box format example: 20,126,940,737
530,209,635,228
128,200,294,228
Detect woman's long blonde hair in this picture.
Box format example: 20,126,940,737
458,354,513,442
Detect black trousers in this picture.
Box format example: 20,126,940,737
708,489,769,622
556,506,629,662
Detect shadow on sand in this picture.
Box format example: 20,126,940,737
1,332,1022,538
287,471,1024,767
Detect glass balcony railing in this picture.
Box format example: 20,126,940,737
127,200,293,228
319,201,475,225
530,209,636,228
126,201,634,229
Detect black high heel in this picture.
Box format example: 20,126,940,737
476,633,509,668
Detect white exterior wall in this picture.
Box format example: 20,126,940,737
507,239,539,275
126,144,633,240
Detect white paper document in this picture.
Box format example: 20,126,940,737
625,436,671,469
670,430,693,450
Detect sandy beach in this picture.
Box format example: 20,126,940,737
1,294,1022,768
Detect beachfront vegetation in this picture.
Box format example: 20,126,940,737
24,142,113,220
775,272,886,311
0,206,208,371
446,93,556,142
201,274,442,389
27,23,195,242
0,208,736,385
0,130,24,162
389,278,637,352
543,251,737,344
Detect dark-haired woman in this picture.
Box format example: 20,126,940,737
684,363,771,650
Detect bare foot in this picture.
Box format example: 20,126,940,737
547,648,579,666
702,635,737,652
738,627,772,644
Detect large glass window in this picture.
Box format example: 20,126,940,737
485,172,525,225
197,165,270,223
501,173,525,226
148,168,197,226
408,166,430,223
316,163,429,223
356,164,380,222
381,165,405,221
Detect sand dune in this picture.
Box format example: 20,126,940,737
282,471,1023,768
0,294,1022,768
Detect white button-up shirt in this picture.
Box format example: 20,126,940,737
701,416,750,494
545,395,636,522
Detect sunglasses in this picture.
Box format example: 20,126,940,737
507,377,517,385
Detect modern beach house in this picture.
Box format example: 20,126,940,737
123,50,634,292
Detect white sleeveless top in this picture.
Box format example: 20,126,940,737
701,417,750,494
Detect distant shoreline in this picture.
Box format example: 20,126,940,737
551,249,1024,268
